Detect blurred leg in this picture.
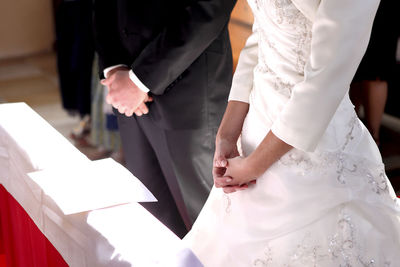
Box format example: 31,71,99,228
362,79,388,144
350,82,364,116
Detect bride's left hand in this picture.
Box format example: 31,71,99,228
214,156,258,192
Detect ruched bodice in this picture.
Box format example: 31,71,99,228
247,0,315,131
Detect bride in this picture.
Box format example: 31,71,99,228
184,0,400,266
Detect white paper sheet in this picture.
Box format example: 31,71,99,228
28,158,156,215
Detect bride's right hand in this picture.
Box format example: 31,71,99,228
212,101,251,193
213,138,238,182
213,139,255,193
214,139,239,167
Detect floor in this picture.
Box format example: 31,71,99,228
0,52,79,140
0,51,399,193
0,51,106,161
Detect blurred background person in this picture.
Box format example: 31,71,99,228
54,0,94,143
55,0,124,159
350,0,399,146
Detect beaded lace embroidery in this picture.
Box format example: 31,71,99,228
253,209,392,266
253,0,312,97
279,114,393,201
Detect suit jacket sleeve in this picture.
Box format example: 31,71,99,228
131,0,237,95
270,0,380,152
228,22,258,103
93,0,131,76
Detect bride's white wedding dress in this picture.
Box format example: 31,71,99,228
184,0,400,266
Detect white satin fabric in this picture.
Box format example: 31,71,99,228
184,0,400,266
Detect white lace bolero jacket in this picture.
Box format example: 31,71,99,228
229,0,380,152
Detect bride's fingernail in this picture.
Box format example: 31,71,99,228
226,178,232,182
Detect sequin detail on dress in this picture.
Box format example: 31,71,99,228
278,113,393,200
253,208,392,266
223,193,232,213
253,0,312,98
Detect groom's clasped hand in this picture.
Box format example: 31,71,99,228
101,67,153,117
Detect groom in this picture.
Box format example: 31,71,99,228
93,0,236,237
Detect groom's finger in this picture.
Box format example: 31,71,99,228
101,75,114,87
124,107,135,117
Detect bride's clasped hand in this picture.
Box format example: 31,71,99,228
214,156,258,193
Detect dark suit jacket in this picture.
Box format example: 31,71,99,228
93,0,236,130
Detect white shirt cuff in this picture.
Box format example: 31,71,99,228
103,64,128,78
129,70,150,93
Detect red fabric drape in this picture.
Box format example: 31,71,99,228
0,185,68,267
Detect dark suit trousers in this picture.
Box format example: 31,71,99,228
117,113,216,238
